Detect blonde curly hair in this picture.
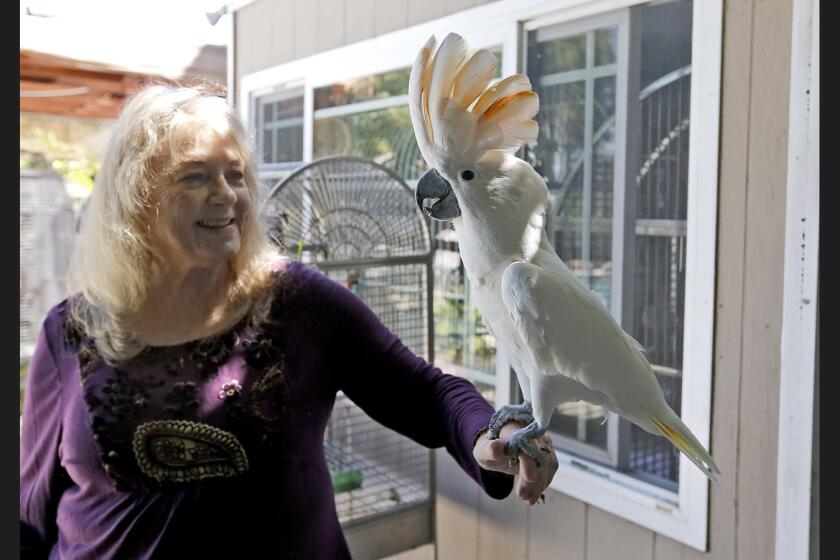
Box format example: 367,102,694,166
67,83,279,363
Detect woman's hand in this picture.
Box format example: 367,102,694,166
473,421,559,505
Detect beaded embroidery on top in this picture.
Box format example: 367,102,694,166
61,262,293,489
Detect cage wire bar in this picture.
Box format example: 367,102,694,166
262,156,434,552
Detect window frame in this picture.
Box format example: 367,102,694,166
252,86,305,165
236,0,722,550
248,81,306,177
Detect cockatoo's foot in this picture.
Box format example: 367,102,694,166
504,420,550,469
487,401,535,440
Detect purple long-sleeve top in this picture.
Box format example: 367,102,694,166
20,260,513,559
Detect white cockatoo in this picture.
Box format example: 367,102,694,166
409,32,720,481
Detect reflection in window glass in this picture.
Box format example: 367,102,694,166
532,31,587,73
313,105,426,181
314,67,411,110
594,28,618,66
526,0,693,490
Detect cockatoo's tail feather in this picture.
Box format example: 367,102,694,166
650,412,721,483
409,32,540,170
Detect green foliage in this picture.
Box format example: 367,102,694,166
20,115,105,194
49,158,100,192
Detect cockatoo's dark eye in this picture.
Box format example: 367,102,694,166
459,169,475,181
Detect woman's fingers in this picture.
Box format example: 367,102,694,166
518,450,539,484
516,438,559,505
474,433,560,505
475,437,518,475
516,454,544,504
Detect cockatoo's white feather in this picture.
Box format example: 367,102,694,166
408,35,437,163
409,33,720,482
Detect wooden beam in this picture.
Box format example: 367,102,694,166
20,51,160,118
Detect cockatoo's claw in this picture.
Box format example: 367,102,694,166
503,420,550,469
488,401,534,439
516,439,547,468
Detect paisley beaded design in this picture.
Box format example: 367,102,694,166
132,420,249,483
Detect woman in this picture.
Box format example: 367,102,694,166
19,84,558,559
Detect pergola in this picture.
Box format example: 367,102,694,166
20,50,151,119
19,39,226,119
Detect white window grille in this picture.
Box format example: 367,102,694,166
253,87,304,164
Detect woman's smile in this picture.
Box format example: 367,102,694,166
196,217,236,229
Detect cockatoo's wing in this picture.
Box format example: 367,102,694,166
500,259,721,481
500,260,652,403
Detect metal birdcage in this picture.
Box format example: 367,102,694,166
262,156,434,558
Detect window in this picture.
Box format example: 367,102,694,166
254,89,304,164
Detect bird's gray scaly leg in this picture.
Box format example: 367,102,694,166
504,420,550,468
488,401,535,439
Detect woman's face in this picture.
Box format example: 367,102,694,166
149,130,251,268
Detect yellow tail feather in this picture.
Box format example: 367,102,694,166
650,416,721,483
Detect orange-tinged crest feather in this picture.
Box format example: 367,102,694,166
483,91,537,120
452,50,497,110
471,74,532,115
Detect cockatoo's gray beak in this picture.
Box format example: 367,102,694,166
415,168,461,220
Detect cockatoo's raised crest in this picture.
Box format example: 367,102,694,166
409,33,539,174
